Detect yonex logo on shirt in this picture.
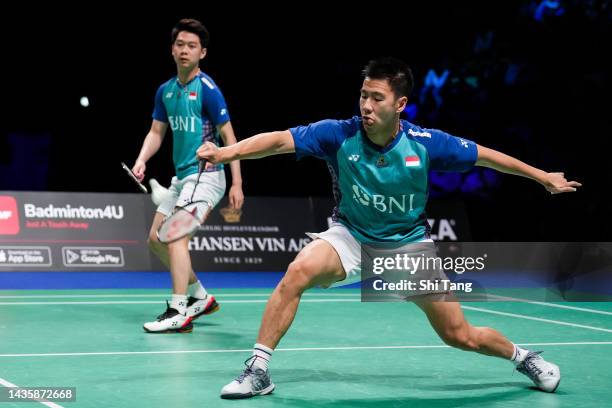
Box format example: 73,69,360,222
408,129,431,138
201,76,215,89
348,155,360,162
459,138,469,148
165,92,173,98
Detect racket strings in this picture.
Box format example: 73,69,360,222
157,160,207,243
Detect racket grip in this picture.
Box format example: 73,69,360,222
198,159,206,173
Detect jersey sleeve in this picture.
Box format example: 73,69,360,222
200,77,231,126
290,119,347,161
420,128,478,172
152,83,168,122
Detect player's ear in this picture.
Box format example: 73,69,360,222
396,96,408,113
200,48,207,60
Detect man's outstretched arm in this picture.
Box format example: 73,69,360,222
197,130,295,164
476,145,582,194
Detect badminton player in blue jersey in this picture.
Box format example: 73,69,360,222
132,19,244,333
198,57,581,398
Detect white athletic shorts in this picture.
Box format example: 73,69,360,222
306,222,434,288
156,171,226,220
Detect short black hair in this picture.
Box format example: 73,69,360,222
362,57,414,98
172,18,210,48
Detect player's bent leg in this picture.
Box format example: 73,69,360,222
414,298,560,392
143,217,194,334
167,235,192,295
148,210,213,310
220,239,345,399
414,299,513,357
257,238,346,348
147,212,170,268
184,205,220,319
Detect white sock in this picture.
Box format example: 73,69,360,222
170,294,188,314
189,280,208,299
251,343,273,371
511,344,529,365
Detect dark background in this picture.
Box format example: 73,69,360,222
1,2,610,241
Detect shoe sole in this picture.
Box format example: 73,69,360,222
549,379,561,393
190,299,220,321
220,383,275,399
143,321,193,334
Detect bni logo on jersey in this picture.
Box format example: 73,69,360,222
0,196,20,235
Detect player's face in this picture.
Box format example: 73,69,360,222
360,78,407,133
172,31,206,70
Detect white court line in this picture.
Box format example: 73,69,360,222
2,293,609,314
1,341,611,358
518,341,612,347
2,298,611,333
0,377,64,408
0,293,359,299
484,294,612,316
0,299,360,306
463,305,612,333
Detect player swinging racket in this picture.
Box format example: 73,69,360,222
132,18,244,333
198,57,581,398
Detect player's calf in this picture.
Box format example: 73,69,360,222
438,325,481,352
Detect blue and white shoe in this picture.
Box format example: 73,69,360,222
516,351,561,392
220,357,275,399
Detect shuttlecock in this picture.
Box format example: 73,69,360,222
149,178,172,206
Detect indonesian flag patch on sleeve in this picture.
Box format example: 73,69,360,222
405,156,421,167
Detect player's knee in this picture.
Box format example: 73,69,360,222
147,232,162,249
440,327,479,351
283,260,316,292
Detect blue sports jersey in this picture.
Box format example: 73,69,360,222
153,71,230,179
291,117,478,243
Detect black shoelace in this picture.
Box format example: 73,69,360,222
235,356,265,384
518,351,544,377
156,301,180,321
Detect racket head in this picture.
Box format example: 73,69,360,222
156,201,210,243
121,162,148,193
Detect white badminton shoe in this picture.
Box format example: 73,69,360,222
516,351,561,392
143,301,193,333
186,295,220,320
220,357,275,399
